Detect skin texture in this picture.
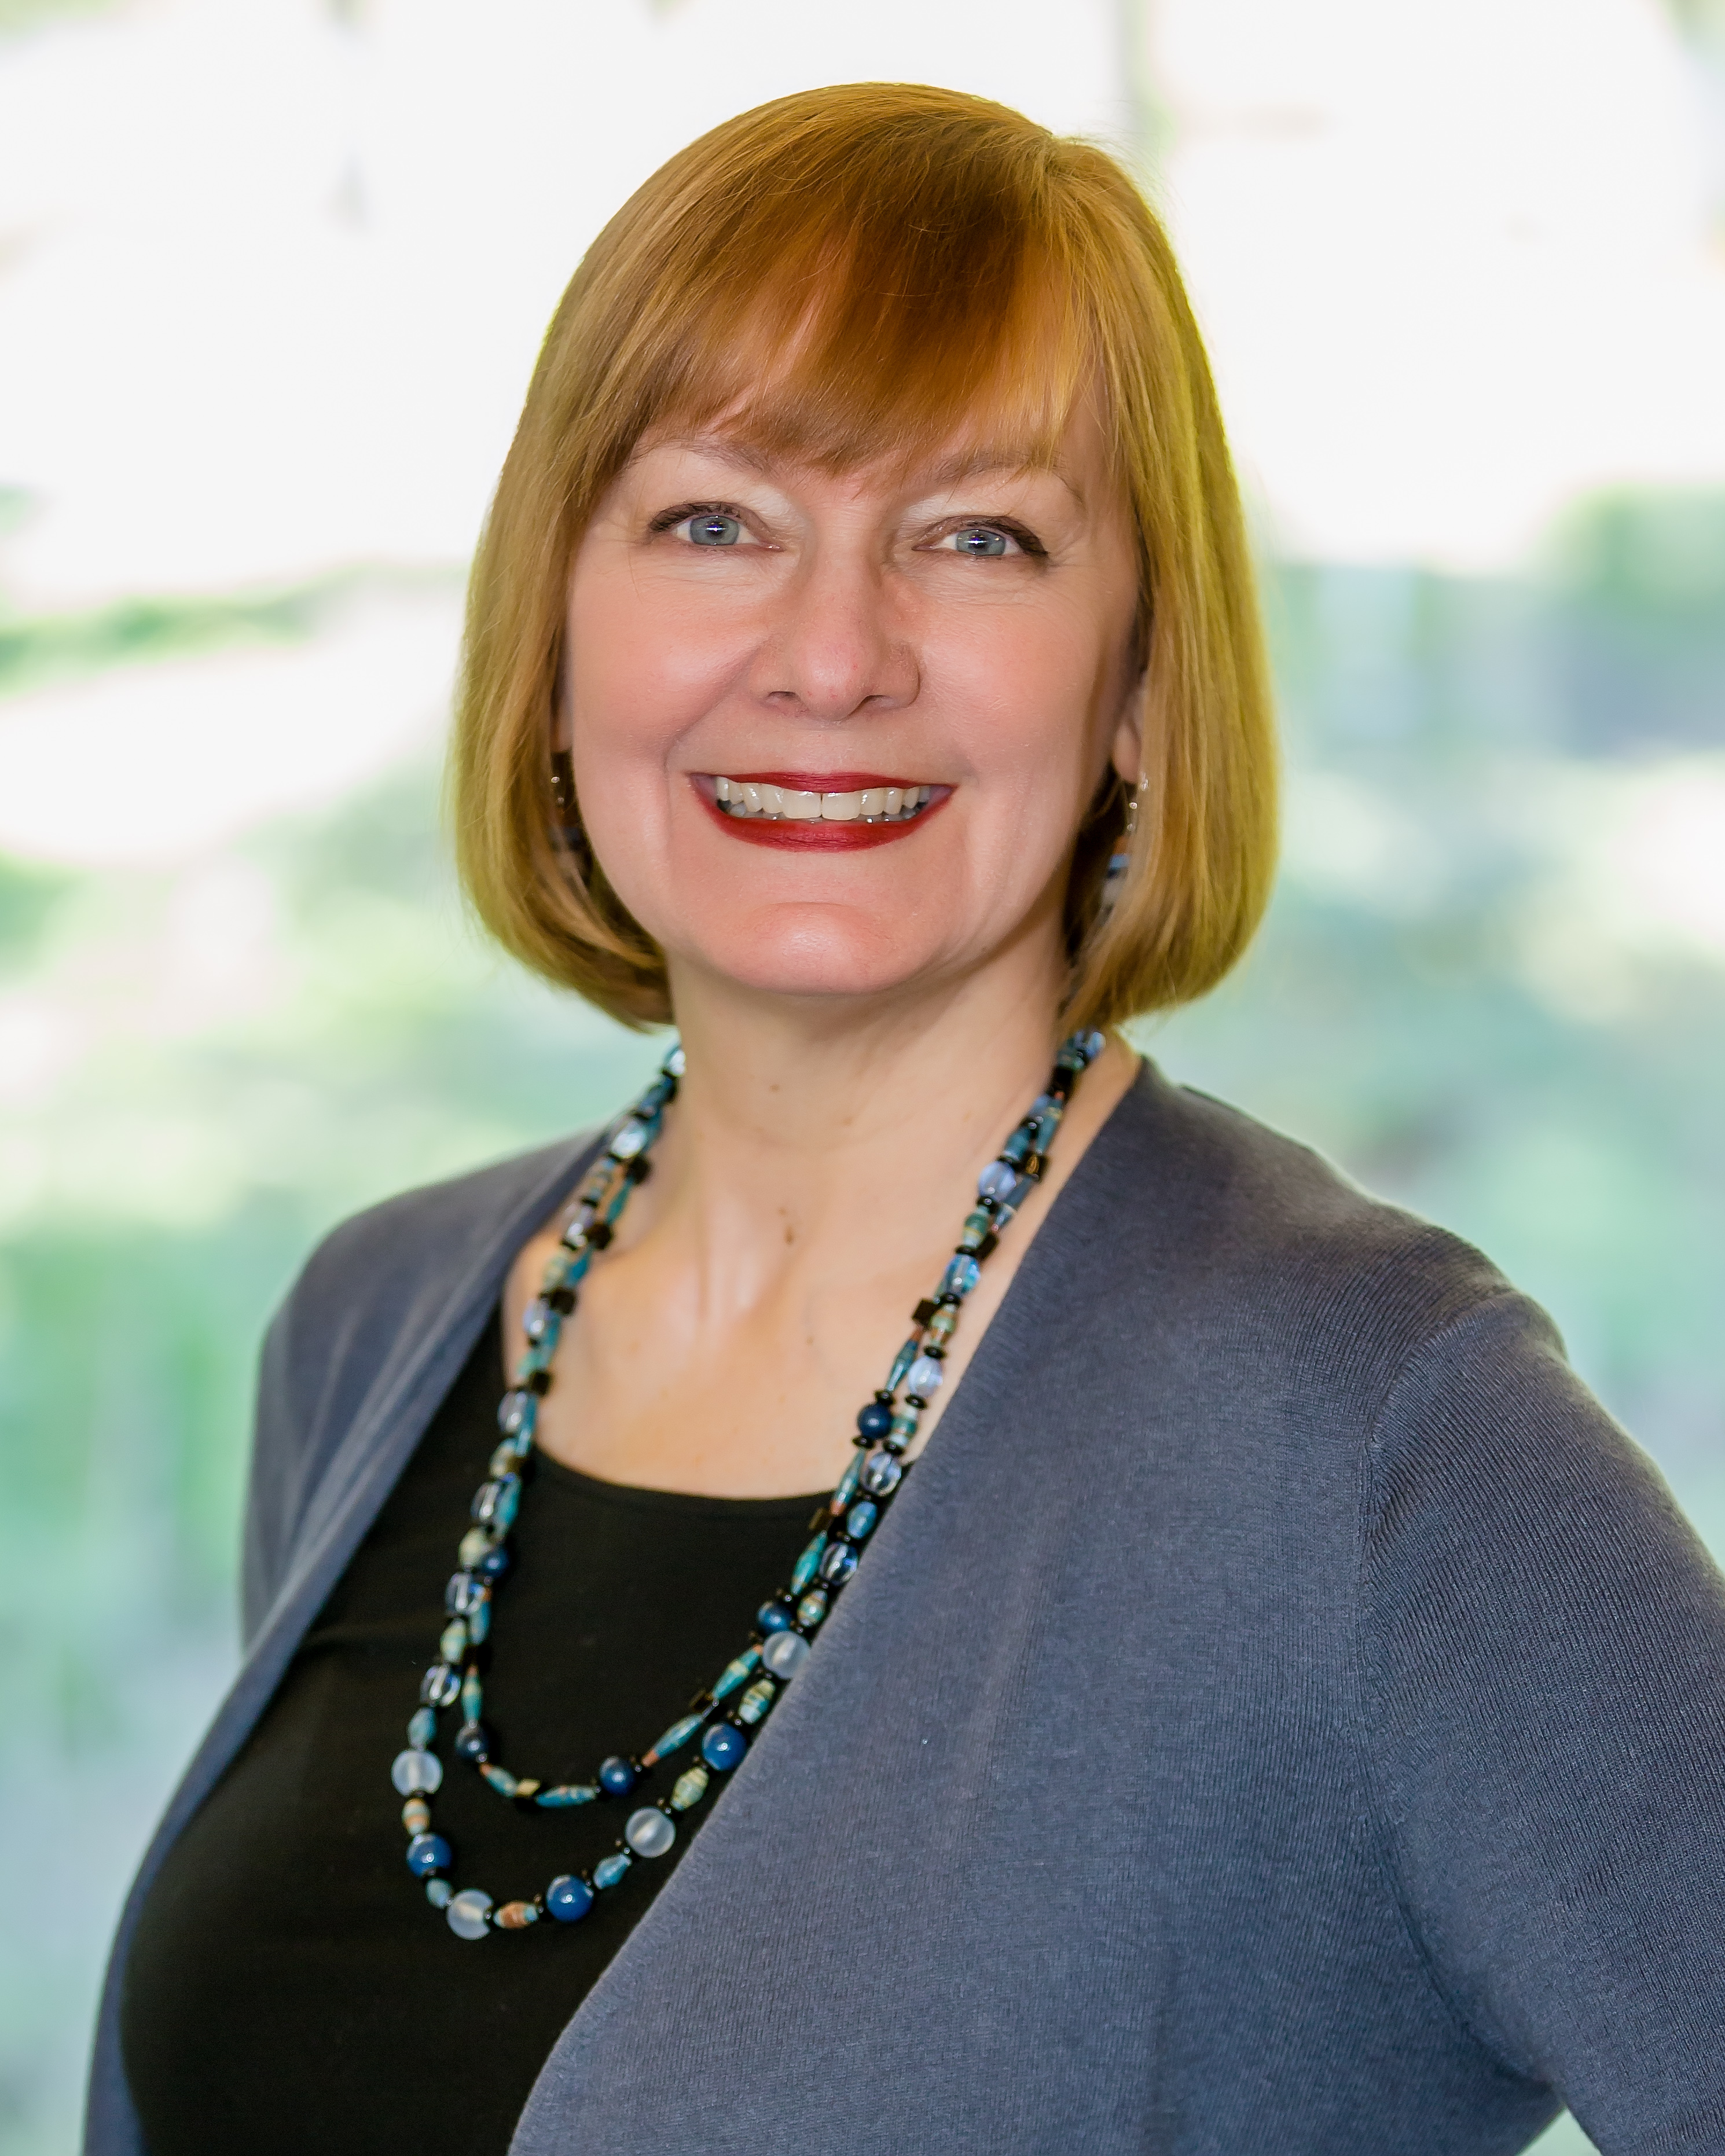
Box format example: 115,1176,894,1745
505,394,1145,1497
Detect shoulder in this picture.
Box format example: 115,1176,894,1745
271,1132,599,1389
243,1132,600,1632
1113,1062,1515,1342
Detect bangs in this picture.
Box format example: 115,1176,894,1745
581,89,1099,485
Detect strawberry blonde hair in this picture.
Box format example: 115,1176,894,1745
450,82,1276,1030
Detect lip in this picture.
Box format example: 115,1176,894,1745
691,772,952,851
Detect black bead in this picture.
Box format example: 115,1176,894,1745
625,1154,653,1185
912,1298,938,1326
588,1221,614,1250
526,1369,552,1395
546,1287,575,1314
975,1230,999,1260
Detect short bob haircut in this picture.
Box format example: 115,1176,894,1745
452,82,1276,1033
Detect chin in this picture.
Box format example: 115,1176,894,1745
676,904,954,1004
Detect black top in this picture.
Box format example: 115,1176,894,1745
120,1313,823,2156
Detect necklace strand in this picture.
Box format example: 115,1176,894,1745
390,1030,1105,1940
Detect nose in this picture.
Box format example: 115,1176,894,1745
744,542,920,722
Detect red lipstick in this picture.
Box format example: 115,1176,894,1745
691,773,951,851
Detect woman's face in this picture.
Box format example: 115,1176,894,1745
561,392,1143,1013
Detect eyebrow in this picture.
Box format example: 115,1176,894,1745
637,432,1085,506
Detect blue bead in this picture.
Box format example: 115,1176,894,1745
861,1450,902,1497
497,1390,536,1437
644,1713,704,1764
1079,1029,1105,1062
886,1336,918,1391
608,1118,647,1160
978,1160,1017,1202
445,1570,485,1617
845,1500,878,1540
523,1297,558,1343
757,1600,792,1633
905,1355,945,1399
1034,1110,1060,1152
714,1646,762,1698
797,1589,828,1628
594,1852,633,1889
476,1545,510,1580
856,1401,892,1440
941,1255,980,1299
996,1172,1036,1215
406,1833,451,1876
454,1721,490,1763
662,1043,687,1077
425,1878,453,1909
546,1874,594,1923
599,1755,636,1795
830,1453,864,1515
408,1707,436,1747
471,1474,521,1533
701,1722,747,1771
1002,1127,1032,1163
819,1541,858,1587
419,1662,460,1709
791,1533,827,1593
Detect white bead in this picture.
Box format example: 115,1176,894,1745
762,1630,810,1679
391,1748,442,1796
446,1889,493,1940
625,1807,677,1858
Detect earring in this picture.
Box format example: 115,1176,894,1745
1100,773,1147,915
549,750,583,852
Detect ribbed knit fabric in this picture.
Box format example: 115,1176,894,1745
87,1065,1725,2155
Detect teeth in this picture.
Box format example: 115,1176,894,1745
712,778,935,823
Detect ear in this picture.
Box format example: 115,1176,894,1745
553,664,575,757
1109,669,1146,790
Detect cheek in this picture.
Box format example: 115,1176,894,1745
932,601,1117,813
564,564,737,780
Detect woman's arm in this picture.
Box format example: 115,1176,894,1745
1361,1291,1725,2152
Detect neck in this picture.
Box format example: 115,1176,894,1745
629,940,1094,1296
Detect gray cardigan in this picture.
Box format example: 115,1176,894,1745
87,1064,1725,2155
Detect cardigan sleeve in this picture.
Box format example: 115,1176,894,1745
1360,1291,1725,2154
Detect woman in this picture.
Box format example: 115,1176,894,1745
92,83,1725,2156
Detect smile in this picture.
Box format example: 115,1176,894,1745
693,772,950,851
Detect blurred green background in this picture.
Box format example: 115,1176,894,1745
3,2,1723,2151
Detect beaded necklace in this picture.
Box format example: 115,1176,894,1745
390,1029,1105,1940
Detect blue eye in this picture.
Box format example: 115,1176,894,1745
953,526,1010,556
687,513,743,547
